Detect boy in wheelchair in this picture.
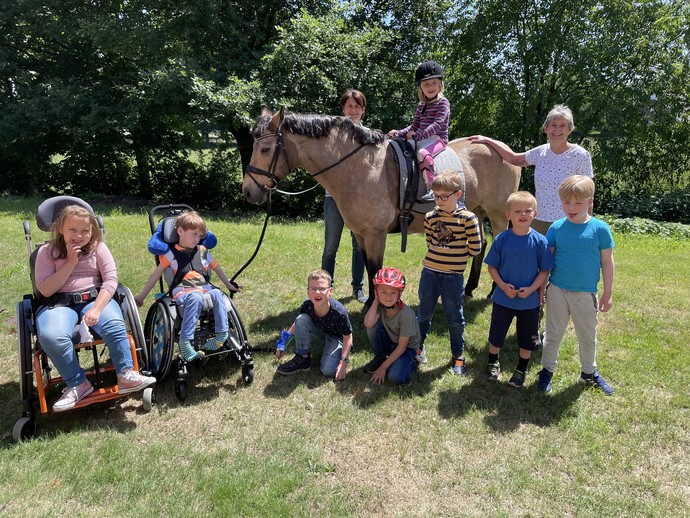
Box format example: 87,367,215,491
35,205,156,412
134,210,239,361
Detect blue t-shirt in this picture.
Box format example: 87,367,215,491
484,228,554,310
546,217,614,292
298,297,352,338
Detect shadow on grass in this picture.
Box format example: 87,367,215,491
0,353,254,445
437,373,586,432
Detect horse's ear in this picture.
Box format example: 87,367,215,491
261,105,272,117
268,106,285,132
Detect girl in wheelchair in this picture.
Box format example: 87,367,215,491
134,210,239,362
34,205,156,412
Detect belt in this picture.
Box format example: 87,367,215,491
40,287,101,307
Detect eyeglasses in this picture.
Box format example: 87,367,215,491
307,287,331,293
433,191,458,201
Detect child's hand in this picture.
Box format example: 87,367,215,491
517,287,532,299
503,283,518,298
275,330,292,360
371,366,386,385
82,307,101,327
599,292,613,312
134,294,145,307
387,129,397,138
539,286,547,305
335,361,347,381
66,243,81,265
406,131,416,140
226,281,241,293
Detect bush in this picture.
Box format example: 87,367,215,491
600,216,690,238
597,189,690,224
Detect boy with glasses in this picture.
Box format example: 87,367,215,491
275,269,353,379
416,170,482,374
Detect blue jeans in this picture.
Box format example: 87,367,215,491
294,313,342,377
417,268,467,358
36,299,133,388
176,288,229,341
321,196,365,290
367,321,417,384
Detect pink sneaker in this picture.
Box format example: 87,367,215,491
53,379,94,412
117,370,156,395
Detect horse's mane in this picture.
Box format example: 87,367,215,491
252,111,386,146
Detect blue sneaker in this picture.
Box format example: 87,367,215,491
579,371,614,396
536,368,553,393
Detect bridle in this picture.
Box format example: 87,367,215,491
244,131,290,194
244,123,367,195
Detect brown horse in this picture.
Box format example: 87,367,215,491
243,107,520,302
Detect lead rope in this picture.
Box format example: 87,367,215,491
230,192,272,287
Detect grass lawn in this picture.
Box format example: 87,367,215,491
0,195,689,517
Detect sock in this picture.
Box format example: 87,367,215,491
488,352,499,364
517,356,530,372
179,339,203,361
203,331,228,351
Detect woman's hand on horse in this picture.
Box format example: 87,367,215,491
467,135,489,144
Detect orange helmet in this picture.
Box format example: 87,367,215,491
373,267,406,291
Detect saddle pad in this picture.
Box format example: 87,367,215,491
391,141,466,211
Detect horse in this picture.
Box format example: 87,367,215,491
242,107,521,304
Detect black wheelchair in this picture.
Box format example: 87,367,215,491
142,204,254,401
14,196,152,441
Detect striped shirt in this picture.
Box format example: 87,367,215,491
396,97,450,143
422,206,482,274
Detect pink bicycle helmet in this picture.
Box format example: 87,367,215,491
373,267,406,292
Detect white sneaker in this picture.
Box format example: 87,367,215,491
118,370,156,395
53,379,94,412
415,346,427,364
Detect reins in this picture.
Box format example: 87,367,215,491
236,120,367,288
244,124,367,196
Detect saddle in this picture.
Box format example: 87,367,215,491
389,138,466,252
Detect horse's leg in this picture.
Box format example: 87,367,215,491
483,209,510,298
465,208,486,298
358,230,387,307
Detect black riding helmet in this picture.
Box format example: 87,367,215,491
415,61,444,84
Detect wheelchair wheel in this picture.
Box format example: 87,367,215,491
142,387,154,412
242,365,254,385
175,381,187,401
13,417,36,442
144,299,175,381
120,286,149,371
17,300,36,420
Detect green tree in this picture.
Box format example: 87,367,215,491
443,0,690,196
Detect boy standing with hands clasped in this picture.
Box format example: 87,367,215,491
275,269,353,380
537,175,615,395
483,191,554,387
416,170,482,374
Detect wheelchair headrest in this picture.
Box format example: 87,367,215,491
36,196,95,232
160,217,208,245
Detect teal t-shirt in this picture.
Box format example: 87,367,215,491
546,216,614,293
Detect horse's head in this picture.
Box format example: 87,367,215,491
243,106,291,205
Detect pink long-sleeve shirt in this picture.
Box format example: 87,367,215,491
34,241,119,296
